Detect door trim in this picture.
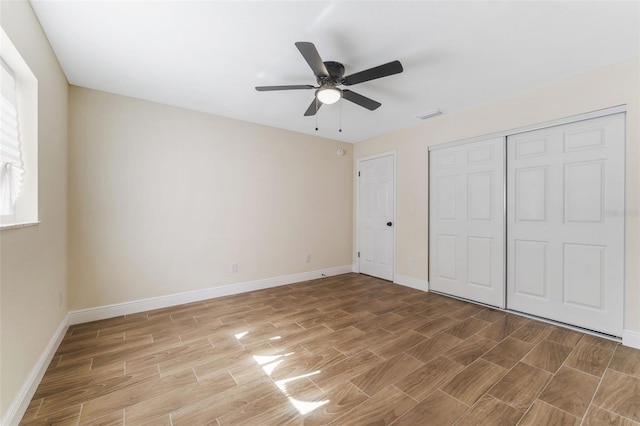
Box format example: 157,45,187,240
355,151,397,280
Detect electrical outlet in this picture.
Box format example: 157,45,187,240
58,290,64,307
230,263,238,273
305,254,311,263
409,258,415,267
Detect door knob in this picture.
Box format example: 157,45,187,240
387,222,393,227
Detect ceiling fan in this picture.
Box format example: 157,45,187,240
255,42,403,116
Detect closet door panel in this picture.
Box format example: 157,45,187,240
507,113,625,336
429,137,505,308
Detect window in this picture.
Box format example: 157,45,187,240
0,27,38,228
0,59,25,216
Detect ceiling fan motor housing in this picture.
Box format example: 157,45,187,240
318,61,345,86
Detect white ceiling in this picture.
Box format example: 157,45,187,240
30,1,640,143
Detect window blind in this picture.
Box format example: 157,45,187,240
0,59,24,215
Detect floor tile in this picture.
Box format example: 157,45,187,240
301,327,363,355
81,410,125,426
441,359,506,406
394,356,464,401
610,345,640,378
324,311,376,331
477,316,527,341
580,335,619,351
217,386,295,425
444,317,492,339
349,353,423,396
393,390,468,425
170,378,277,425
328,385,415,425
443,335,497,366
583,405,640,426
565,341,614,377
472,308,507,323
369,330,423,360
593,369,640,421
538,366,599,417
300,382,368,426
124,371,236,425
546,327,584,347
404,332,461,363
448,303,486,321
19,404,82,426
333,328,394,357
482,337,534,369
382,314,431,335
489,362,551,411
414,316,460,337
420,302,460,318
510,320,553,344
267,346,346,382
78,369,197,422
523,339,573,373
519,400,580,426
351,312,404,333
454,395,523,426
311,349,384,392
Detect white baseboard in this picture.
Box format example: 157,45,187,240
68,265,353,325
394,274,429,291
1,314,69,426
623,330,640,349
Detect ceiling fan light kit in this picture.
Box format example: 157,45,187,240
316,87,342,104
255,41,403,116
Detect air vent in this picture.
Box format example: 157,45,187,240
416,109,443,120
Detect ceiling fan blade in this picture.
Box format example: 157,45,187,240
342,60,403,86
295,42,329,78
255,85,315,91
342,90,381,111
304,98,322,116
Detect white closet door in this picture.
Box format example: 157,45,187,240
429,137,505,308
507,113,625,336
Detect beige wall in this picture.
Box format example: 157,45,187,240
354,58,640,333
0,1,69,417
68,87,353,310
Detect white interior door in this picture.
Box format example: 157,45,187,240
429,137,505,308
507,113,625,336
358,154,395,281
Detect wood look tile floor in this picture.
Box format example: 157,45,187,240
21,273,640,425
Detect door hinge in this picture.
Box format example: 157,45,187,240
358,171,360,177
358,251,360,258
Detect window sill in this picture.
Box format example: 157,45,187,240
0,221,40,231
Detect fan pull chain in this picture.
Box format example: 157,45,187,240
339,99,342,133
315,98,319,131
